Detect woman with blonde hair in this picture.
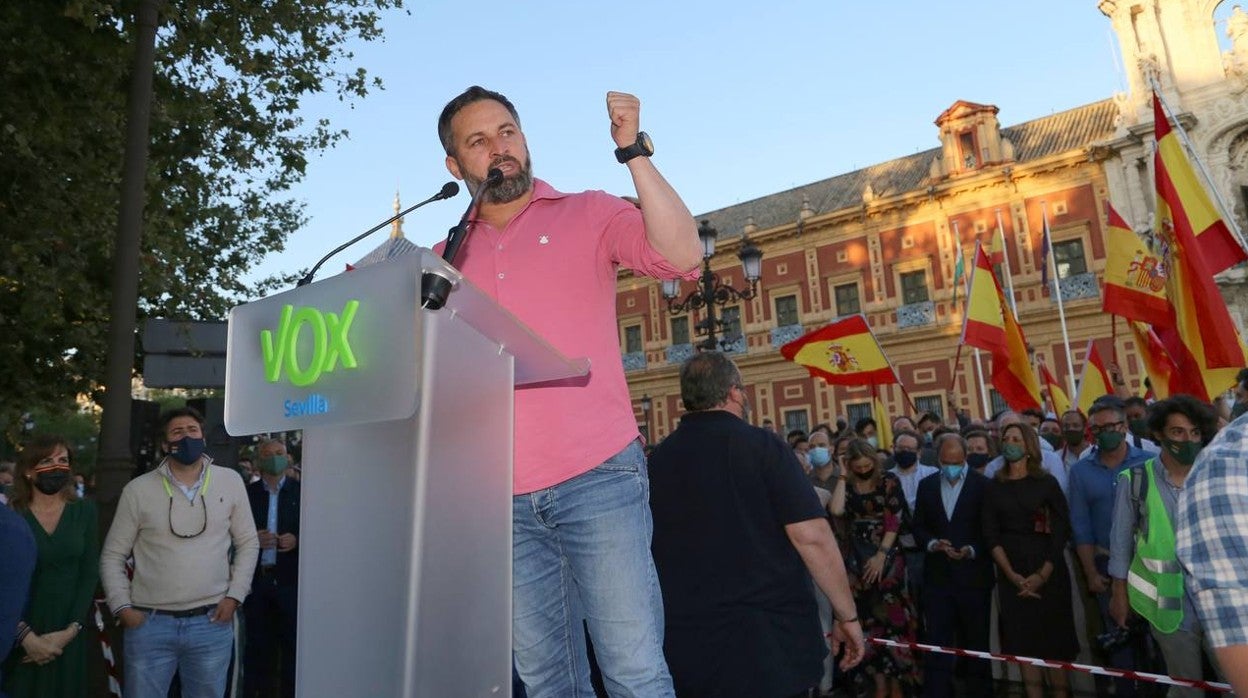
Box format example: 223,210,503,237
2,435,99,697
830,438,918,697
982,422,1078,698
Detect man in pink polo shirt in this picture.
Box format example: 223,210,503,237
435,86,700,697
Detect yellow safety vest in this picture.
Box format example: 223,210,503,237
1122,459,1184,633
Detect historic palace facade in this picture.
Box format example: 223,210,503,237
621,0,1248,440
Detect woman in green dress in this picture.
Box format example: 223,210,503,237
3,434,99,698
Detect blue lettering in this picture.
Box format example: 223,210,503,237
282,394,331,419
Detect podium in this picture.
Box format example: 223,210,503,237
224,249,589,697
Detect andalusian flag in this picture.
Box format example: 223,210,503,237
960,243,1043,411
780,314,898,386
1075,340,1115,415
952,239,967,307
1040,362,1071,415
1128,321,1179,400
1153,92,1248,400
1101,203,1172,324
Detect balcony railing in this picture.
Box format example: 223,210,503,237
621,351,647,372
770,324,805,349
665,343,695,365
897,300,935,329
721,335,747,354
1053,272,1099,302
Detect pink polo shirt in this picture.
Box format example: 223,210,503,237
435,179,695,494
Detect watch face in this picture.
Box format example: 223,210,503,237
638,131,654,156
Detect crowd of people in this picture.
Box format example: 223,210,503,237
0,409,302,698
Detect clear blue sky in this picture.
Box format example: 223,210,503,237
255,1,1133,285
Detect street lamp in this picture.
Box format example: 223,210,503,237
640,393,653,440
663,220,763,351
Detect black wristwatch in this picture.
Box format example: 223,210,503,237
614,132,654,164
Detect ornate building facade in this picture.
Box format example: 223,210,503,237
621,0,1248,440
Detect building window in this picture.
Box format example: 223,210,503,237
623,325,642,354
900,270,930,304
722,306,742,340
846,402,873,429
775,294,799,326
670,316,690,345
914,395,944,422
835,283,860,316
1051,239,1087,279
959,131,978,169
989,389,1009,418
783,409,810,436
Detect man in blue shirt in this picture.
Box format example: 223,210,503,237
1069,398,1151,696
0,501,37,697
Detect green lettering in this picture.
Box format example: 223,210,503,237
260,304,294,383
285,306,327,387
325,300,359,370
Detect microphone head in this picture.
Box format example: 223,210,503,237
439,181,460,199
485,168,504,186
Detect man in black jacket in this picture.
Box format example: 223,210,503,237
244,439,301,698
912,433,994,698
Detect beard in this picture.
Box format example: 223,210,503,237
463,153,534,205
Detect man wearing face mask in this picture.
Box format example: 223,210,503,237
243,439,301,698
649,352,865,697
855,417,880,449
1107,396,1222,697
912,433,994,698
100,407,259,698
1059,409,1091,470
807,429,837,490
1123,397,1161,454
889,431,938,608
1068,401,1152,697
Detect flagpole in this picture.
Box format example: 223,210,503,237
1042,202,1079,398
1148,78,1248,255
995,209,1018,317
973,348,992,418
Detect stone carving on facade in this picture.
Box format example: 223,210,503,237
1225,8,1248,91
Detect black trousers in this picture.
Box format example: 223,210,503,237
921,583,993,698
243,572,297,698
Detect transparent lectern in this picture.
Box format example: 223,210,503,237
224,249,588,697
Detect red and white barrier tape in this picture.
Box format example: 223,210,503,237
93,599,123,697
864,637,1231,693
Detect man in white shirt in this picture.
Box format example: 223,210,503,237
890,430,938,606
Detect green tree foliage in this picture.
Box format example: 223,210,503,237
0,0,403,431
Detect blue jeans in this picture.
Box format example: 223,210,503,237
123,610,234,698
512,440,674,698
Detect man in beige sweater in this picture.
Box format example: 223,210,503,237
101,406,259,698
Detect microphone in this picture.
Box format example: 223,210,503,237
441,167,503,267
297,181,460,287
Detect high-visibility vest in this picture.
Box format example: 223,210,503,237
1122,458,1184,633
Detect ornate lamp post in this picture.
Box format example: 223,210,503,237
662,220,763,351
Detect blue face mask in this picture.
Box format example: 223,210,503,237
941,464,966,482
808,447,831,467
168,436,206,466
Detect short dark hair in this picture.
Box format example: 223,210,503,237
1021,407,1045,422
437,86,521,156
916,411,940,427
786,429,807,441
680,352,741,411
1124,396,1148,410
1147,395,1217,445
158,406,204,440
854,417,876,434
1088,398,1125,421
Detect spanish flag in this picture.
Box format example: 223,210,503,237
1101,203,1172,325
1076,340,1115,415
960,244,1043,411
989,226,1006,267
873,386,894,450
1040,362,1072,415
1128,321,1178,401
1153,93,1248,400
780,314,898,386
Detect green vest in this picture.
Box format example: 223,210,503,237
1123,458,1184,633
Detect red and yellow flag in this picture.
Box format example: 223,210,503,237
1127,321,1178,401
961,244,1006,354
1039,362,1071,415
780,314,898,386
1101,203,1172,325
1153,92,1248,400
1075,341,1114,415
873,386,894,450
988,227,1005,267
961,243,1042,411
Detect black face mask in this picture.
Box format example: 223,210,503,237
966,452,992,471
34,471,71,496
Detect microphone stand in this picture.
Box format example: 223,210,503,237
421,168,502,310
